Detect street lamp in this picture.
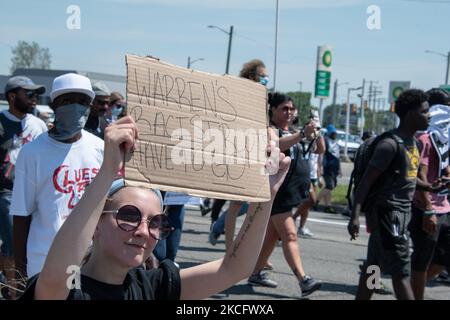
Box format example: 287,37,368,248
208,25,234,74
187,56,204,69
297,81,303,92
345,86,363,160
331,80,349,125
425,50,450,85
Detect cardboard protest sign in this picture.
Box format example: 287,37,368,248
125,54,270,202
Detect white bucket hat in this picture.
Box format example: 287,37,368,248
50,73,95,102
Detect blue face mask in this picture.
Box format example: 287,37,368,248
111,105,123,118
259,76,269,86
49,103,90,141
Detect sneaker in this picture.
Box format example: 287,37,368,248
313,201,319,211
324,206,336,214
299,275,322,297
262,262,274,271
374,281,393,295
208,222,220,246
248,272,278,288
297,227,314,238
341,210,351,217
436,271,450,284
200,205,211,216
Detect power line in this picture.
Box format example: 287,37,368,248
233,32,274,49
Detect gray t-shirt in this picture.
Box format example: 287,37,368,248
368,134,420,209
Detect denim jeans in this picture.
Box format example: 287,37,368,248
153,205,185,262
212,202,249,236
0,192,13,257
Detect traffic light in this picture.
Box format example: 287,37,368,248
363,100,368,110
351,103,357,114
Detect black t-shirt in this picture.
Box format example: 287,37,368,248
19,260,181,300
272,126,312,211
0,112,22,191
368,131,419,210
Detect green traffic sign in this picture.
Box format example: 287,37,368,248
440,85,450,93
315,70,331,97
316,70,331,79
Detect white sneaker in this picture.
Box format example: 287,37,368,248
297,227,314,238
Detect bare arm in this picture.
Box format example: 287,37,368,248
278,122,316,152
278,131,301,152
416,165,433,210
347,139,397,239
34,117,137,300
13,215,31,278
224,200,243,255
180,144,290,300
314,135,325,155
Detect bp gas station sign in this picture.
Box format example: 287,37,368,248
388,81,411,103
314,46,332,98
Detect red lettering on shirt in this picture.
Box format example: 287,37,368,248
52,165,100,209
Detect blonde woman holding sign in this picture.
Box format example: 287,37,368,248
19,116,290,300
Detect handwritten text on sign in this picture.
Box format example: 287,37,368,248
125,55,270,202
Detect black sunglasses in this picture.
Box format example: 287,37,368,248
24,90,38,99
103,205,172,240
95,99,110,106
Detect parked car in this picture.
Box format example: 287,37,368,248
335,130,362,161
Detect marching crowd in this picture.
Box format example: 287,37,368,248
0,58,449,300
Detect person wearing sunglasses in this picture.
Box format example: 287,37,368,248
10,73,104,282
84,81,111,139
107,92,127,123
18,115,290,300
0,76,47,295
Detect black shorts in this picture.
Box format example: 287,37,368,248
323,174,337,190
409,206,450,272
365,202,411,278
271,204,295,216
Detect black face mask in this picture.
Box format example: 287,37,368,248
14,95,31,114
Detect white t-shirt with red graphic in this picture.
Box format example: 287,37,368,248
10,130,104,277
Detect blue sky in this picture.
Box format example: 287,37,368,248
1,0,449,107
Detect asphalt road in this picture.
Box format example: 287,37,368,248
177,206,450,300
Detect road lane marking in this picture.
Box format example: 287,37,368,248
308,218,366,229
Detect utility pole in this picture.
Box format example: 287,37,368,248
359,78,365,137
225,26,233,74
207,25,233,74
425,50,450,85
331,79,338,125
447,51,450,85
372,87,382,133
345,86,362,160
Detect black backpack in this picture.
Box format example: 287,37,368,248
346,130,404,212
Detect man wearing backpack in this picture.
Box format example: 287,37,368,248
347,89,430,300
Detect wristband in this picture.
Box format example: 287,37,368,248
423,210,436,216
